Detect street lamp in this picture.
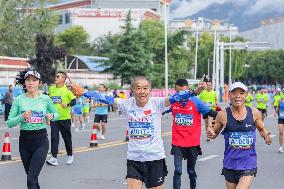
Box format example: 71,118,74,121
194,22,199,80
164,1,168,94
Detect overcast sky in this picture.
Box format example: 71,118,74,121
170,0,284,19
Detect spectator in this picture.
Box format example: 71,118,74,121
1,85,14,122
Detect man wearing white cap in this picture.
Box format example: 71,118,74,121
207,82,272,189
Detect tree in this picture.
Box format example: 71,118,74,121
0,0,58,57
104,11,151,86
55,26,91,55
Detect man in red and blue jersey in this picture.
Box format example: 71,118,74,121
170,79,218,189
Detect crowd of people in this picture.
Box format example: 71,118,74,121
2,68,281,189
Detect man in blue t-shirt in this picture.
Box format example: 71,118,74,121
93,84,109,140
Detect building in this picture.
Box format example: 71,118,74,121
170,17,238,37
55,8,161,41
0,56,117,87
49,0,170,40
240,21,284,50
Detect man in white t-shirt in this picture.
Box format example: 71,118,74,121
73,76,206,189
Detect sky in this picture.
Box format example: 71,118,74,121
170,0,284,19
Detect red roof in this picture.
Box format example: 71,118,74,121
48,0,91,11
0,57,29,68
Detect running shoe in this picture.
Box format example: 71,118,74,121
100,135,105,140
278,147,283,153
46,157,58,166
66,156,73,165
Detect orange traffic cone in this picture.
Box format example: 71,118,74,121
90,125,98,148
125,129,129,142
1,132,12,161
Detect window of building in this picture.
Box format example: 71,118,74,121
65,13,71,24
58,14,63,24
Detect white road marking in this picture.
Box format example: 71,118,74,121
198,155,218,162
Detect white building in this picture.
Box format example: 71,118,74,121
170,17,239,37
49,0,170,41
55,8,161,41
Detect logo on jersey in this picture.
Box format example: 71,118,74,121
144,110,151,116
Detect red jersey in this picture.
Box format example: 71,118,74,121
171,96,210,147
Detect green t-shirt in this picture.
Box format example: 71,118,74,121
48,85,76,120
7,93,58,131
245,93,254,107
198,90,217,110
256,93,268,110
274,94,282,107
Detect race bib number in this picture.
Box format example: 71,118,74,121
25,111,44,123
228,132,254,149
175,114,193,126
52,96,62,104
258,98,264,102
128,121,154,140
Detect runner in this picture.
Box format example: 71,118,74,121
255,88,269,121
170,79,217,189
7,70,58,189
273,88,282,117
73,76,200,189
244,89,254,107
93,84,109,140
276,95,284,153
73,96,84,132
46,71,76,166
198,81,218,141
207,82,272,189
82,96,91,125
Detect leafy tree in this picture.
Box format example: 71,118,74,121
0,0,58,57
55,26,91,55
104,11,152,86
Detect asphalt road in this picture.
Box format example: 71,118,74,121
0,105,283,189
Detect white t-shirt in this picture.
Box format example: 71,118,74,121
117,97,167,162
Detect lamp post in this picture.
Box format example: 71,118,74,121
164,1,168,94
194,22,199,80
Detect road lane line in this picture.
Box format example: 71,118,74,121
0,131,172,165
198,155,218,162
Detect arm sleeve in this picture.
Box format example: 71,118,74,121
68,98,76,107
7,98,24,128
46,97,59,120
191,96,211,115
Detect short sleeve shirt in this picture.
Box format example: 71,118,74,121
117,97,167,162
48,85,76,120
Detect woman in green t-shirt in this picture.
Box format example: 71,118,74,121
7,69,58,189
273,88,282,117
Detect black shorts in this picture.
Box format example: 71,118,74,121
94,114,108,123
257,108,267,114
170,145,202,159
278,118,284,124
222,168,257,184
126,159,168,188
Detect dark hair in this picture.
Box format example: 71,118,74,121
175,79,188,87
8,85,13,88
99,84,106,89
15,69,40,92
57,71,67,80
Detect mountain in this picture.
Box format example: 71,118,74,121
170,1,284,32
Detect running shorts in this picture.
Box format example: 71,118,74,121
126,158,168,188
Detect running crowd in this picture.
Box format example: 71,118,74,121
5,68,277,189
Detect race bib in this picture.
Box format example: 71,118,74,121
258,98,264,102
175,114,193,126
128,121,154,140
25,111,44,123
52,96,62,104
228,132,254,149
